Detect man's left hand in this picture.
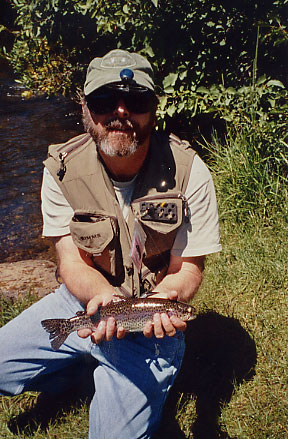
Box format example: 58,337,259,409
142,290,187,338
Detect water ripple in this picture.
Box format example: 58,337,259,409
0,79,82,261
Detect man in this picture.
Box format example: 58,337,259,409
0,49,221,438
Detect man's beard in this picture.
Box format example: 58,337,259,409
97,119,138,157
82,105,151,158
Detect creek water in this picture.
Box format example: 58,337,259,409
0,77,82,262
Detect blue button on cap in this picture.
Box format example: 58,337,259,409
120,68,134,81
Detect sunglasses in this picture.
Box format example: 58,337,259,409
86,88,157,115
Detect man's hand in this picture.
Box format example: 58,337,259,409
143,290,187,339
142,254,205,339
78,294,126,344
54,235,126,345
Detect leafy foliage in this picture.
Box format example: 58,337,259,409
2,0,287,97
1,0,287,223
201,78,288,223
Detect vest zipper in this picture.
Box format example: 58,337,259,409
179,193,190,223
56,137,91,181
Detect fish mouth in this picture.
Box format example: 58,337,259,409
187,306,197,321
187,314,197,321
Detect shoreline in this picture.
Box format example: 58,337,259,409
0,258,59,299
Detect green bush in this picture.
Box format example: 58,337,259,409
2,0,287,97
201,78,287,223
1,0,287,223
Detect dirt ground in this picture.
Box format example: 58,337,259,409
0,259,59,298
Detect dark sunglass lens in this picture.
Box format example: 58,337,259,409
86,96,116,114
124,93,156,113
86,90,156,114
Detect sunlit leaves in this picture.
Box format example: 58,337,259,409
163,72,178,93
3,0,287,118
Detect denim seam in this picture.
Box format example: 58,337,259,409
149,338,185,434
16,363,50,395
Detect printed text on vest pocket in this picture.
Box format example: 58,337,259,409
80,234,101,241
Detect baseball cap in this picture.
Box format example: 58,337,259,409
84,49,155,96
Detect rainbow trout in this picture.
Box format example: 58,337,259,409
41,296,196,350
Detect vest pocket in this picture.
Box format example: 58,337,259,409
69,211,123,278
131,195,185,263
131,194,184,234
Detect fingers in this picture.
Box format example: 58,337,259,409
86,296,101,315
143,313,187,339
159,313,177,337
78,315,120,343
153,313,165,338
91,317,115,344
143,320,154,338
86,294,113,315
147,289,179,301
89,318,126,344
116,326,126,339
83,294,127,344
170,315,187,332
78,328,92,339
153,313,178,338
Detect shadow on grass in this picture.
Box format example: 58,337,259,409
7,311,256,438
157,311,257,439
7,357,97,436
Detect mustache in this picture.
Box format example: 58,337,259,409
104,118,135,131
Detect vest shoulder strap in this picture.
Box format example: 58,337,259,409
44,133,94,183
47,133,92,159
168,132,197,194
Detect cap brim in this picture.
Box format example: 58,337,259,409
84,72,154,96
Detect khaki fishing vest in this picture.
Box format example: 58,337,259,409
44,131,196,297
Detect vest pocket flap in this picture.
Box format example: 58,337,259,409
69,212,116,254
131,196,183,233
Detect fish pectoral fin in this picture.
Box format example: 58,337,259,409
50,333,69,351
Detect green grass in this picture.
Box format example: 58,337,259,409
0,392,89,438
0,218,287,438
182,220,288,439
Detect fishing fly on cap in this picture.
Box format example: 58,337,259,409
84,49,155,96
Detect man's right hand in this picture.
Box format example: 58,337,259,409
54,235,127,344
77,294,126,344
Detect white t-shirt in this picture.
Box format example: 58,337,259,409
41,155,221,257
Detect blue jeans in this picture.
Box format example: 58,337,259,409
0,284,185,438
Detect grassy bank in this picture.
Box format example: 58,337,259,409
176,219,288,438
0,216,287,438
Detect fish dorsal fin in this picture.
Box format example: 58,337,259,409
112,294,127,303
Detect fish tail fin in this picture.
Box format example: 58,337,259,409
41,318,73,351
